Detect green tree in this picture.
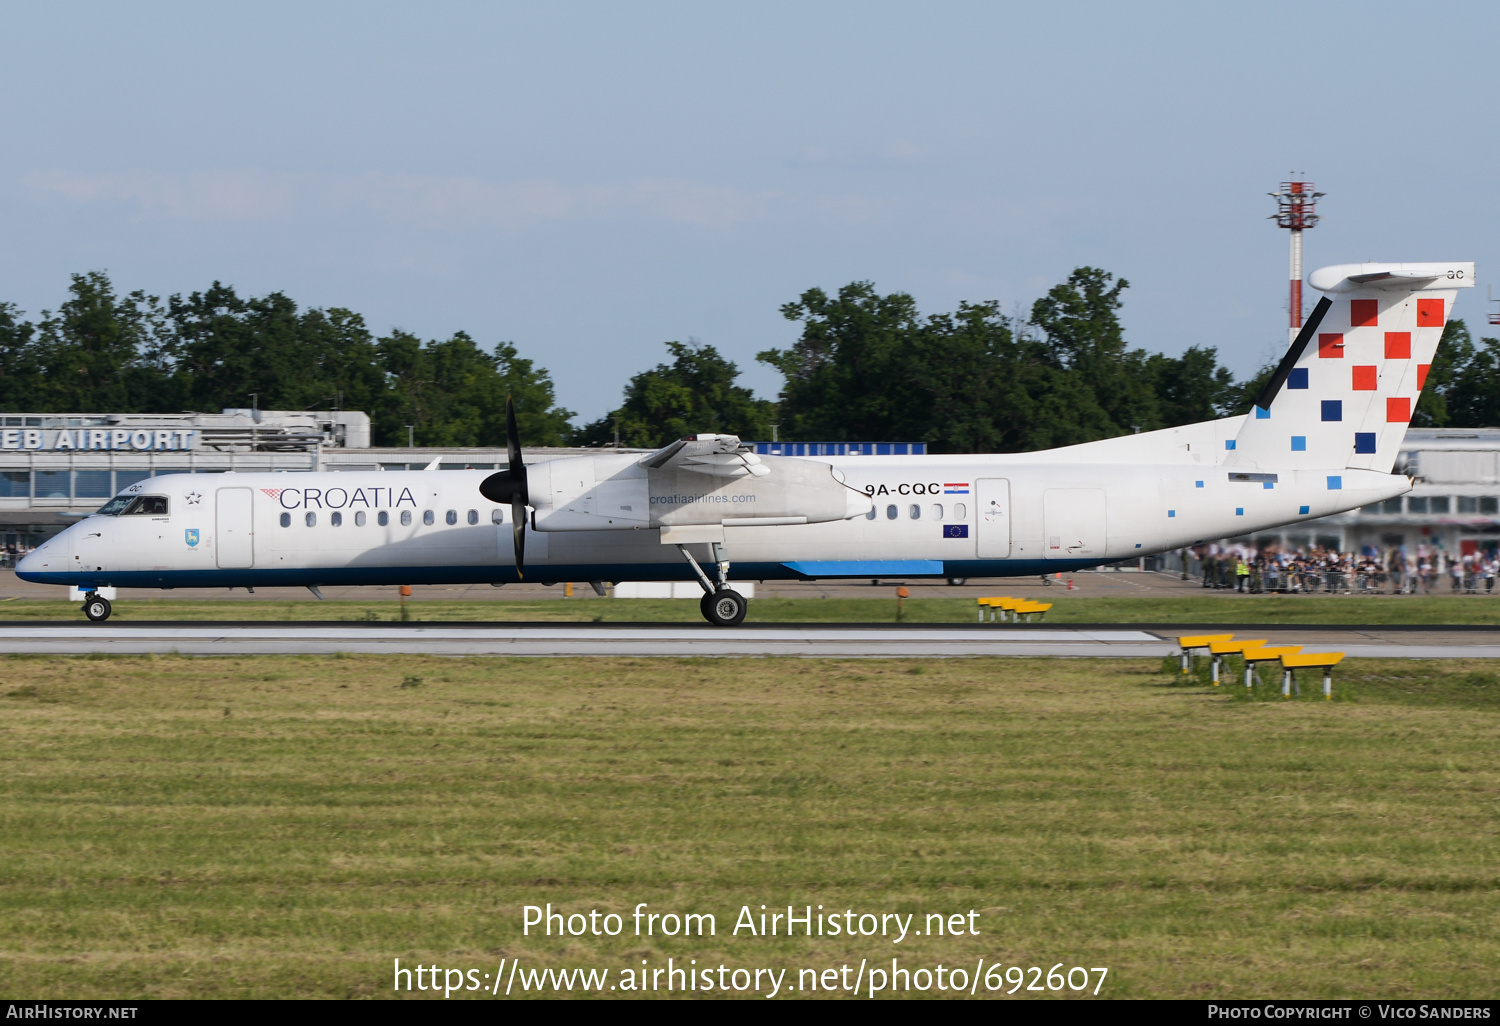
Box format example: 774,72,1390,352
34,272,171,411
377,332,573,447
1144,346,1240,425
0,303,41,411
576,341,773,448
760,283,924,443
1030,267,1162,434
761,271,1234,453
1414,319,1476,427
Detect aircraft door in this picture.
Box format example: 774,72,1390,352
1043,488,1106,559
975,478,1011,558
216,488,254,568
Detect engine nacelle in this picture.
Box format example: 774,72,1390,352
525,451,871,532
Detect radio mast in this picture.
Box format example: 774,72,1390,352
1269,178,1324,343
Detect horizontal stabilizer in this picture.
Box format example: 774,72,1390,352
1308,262,1474,293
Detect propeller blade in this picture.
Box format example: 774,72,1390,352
504,397,528,577
512,498,526,577
506,395,524,483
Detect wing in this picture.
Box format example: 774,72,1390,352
637,433,770,479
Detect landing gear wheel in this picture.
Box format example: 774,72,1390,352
702,588,747,627
83,595,112,623
699,592,715,622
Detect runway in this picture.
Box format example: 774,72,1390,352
4,621,1500,657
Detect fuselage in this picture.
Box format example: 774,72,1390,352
17,455,1409,590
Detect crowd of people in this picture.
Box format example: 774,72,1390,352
1192,544,1499,595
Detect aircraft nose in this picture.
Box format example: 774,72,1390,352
16,547,44,579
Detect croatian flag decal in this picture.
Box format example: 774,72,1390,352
944,482,970,494
943,524,969,538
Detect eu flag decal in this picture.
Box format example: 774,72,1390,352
184,529,200,548
943,524,969,538
944,483,970,494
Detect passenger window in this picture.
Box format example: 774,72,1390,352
423,510,435,526
401,510,412,526
491,508,504,525
909,504,921,520
865,508,876,520
931,504,944,520
378,511,389,527
467,509,479,525
331,511,343,527
886,505,898,520
354,511,366,526
280,512,291,528
954,502,966,519
305,512,317,527
445,509,457,525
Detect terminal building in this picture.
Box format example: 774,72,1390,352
0,411,1494,561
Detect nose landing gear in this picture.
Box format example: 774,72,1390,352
678,542,749,626
82,592,112,623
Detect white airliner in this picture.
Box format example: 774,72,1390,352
19,261,1472,625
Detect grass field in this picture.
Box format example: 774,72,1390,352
6,592,1500,624
2,653,1497,999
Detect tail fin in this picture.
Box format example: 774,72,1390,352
1228,262,1474,472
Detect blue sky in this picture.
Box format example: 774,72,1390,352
3,1,1496,424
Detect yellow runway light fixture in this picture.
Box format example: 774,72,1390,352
1206,639,1268,686
1279,651,1346,700
1176,633,1234,675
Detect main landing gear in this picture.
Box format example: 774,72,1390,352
82,592,112,623
678,542,748,627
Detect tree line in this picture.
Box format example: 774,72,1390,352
2,269,1492,450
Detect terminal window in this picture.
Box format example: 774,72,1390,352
0,472,28,498
1408,497,1429,514
75,471,112,498
35,471,68,498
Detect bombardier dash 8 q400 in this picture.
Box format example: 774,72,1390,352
19,261,1474,625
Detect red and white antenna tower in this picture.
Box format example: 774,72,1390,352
1269,177,1324,342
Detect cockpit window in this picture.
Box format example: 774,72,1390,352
126,495,170,516
96,495,170,517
